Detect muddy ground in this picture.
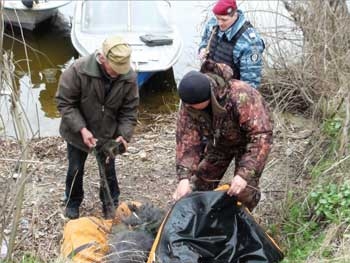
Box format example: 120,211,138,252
0,111,314,261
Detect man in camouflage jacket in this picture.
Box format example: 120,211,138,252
173,60,272,210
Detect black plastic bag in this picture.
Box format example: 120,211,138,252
149,191,284,263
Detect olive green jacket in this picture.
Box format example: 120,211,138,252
56,53,139,152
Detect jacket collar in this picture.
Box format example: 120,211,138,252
80,53,102,77
210,88,226,115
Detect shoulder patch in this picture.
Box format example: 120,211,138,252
250,52,260,63
239,93,248,104
248,32,256,39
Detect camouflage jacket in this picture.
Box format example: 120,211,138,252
176,61,273,181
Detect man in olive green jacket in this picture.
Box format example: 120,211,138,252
56,36,139,219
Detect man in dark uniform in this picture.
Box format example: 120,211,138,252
173,60,272,210
199,0,265,88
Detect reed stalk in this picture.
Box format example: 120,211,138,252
2,51,30,262
1,9,31,259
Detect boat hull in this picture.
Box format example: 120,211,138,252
137,72,155,87
4,9,57,30
70,1,183,88
3,1,72,30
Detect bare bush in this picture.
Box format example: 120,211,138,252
261,0,350,119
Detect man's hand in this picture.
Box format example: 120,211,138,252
227,175,248,197
173,179,192,201
116,136,128,151
80,127,97,148
198,48,208,62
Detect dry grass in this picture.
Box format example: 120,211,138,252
0,110,308,262
0,114,178,261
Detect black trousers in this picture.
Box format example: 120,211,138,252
65,143,120,208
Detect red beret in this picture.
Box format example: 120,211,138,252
212,0,237,15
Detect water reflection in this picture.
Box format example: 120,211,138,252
1,13,77,136
38,82,61,118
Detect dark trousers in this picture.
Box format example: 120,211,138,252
193,143,261,211
65,143,120,208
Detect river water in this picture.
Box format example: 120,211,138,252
4,0,344,137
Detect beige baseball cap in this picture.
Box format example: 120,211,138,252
102,36,132,74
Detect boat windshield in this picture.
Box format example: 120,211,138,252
81,0,173,33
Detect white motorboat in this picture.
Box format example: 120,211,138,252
3,0,72,31
71,0,183,87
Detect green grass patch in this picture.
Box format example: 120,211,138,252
281,181,350,262
310,158,334,178
0,253,44,263
19,254,43,263
321,118,342,138
281,192,325,262
310,182,350,224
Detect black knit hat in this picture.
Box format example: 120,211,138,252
178,71,211,104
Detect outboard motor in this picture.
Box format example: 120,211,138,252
21,0,39,8
21,0,34,8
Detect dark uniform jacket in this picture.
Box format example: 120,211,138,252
176,61,272,182
56,53,139,152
